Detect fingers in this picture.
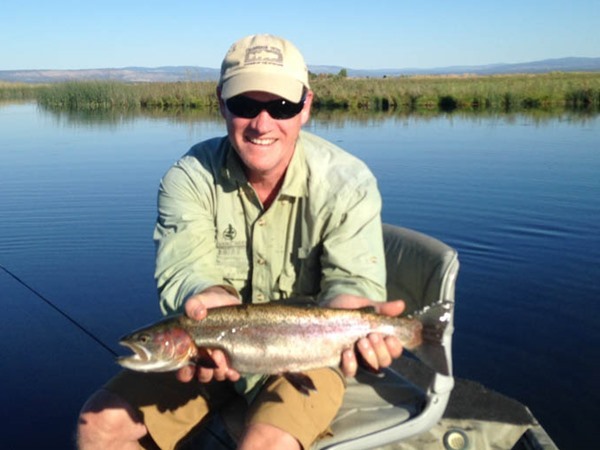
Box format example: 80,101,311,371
384,336,403,359
176,363,220,384
184,288,242,320
341,348,358,377
185,297,207,320
368,333,392,369
375,300,405,317
201,350,234,382
331,297,406,377
176,349,241,384
354,334,403,373
323,295,406,319
325,294,369,309
176,365,195,383
356,336,382,372
181,291,243,385
197,365,217,383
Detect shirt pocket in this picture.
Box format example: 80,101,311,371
221,264,249,300
280,245,321,297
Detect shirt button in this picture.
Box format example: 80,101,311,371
257,258,266,265
257,218,266,226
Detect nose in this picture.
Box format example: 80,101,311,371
249,108,274,132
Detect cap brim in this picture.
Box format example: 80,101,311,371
221,73,305,102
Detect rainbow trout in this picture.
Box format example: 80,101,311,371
118,302,452,393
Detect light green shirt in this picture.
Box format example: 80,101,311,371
154,130,386,316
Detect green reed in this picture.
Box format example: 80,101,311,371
6,72,599,112
309,72,600,112
36,81,218,110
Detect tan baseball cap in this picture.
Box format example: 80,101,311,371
219,34,310,102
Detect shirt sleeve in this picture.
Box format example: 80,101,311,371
153,154,237,315
318,174,387,303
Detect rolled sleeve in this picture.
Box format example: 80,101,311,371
154,157,227,315
319,176,387,303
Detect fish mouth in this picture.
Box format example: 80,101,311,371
117,340,188,372
117,341,153,367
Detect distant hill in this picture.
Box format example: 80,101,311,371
0,66,220,84
1,57,599,83
345,57,600,77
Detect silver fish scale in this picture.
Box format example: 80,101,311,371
186,306,401,374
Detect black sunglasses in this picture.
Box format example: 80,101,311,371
225,92,306,120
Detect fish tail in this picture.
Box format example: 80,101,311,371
408,300,453,375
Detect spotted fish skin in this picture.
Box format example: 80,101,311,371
117,302,451,377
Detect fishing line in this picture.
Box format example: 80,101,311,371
0,263,118,357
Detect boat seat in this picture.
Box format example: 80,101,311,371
314,224,459,449
183,224,459,450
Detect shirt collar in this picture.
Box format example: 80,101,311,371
279,135,308,198
221,138,247,185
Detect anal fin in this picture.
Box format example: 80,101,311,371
284,372,317,395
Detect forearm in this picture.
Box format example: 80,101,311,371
154,220,227,314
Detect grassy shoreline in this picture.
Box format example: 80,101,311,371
2,72,599,112
311,72,600,111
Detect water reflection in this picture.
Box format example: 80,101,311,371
38,104,224,129
1,102,599,450
37,103,600,129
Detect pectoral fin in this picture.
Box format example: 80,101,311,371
192,354,219,369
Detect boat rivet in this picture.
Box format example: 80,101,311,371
443,428,469,450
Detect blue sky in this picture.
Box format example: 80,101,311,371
2,0,598,71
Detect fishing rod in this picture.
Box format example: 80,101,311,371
0,266,251,448
0,263,118,357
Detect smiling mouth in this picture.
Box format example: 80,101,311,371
247,137,276,146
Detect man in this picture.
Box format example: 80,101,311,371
77,34,404,450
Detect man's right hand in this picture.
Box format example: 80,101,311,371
176,287,242,384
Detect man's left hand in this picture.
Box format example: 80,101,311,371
323,294,405,377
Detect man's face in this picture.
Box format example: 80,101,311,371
220,90,313,182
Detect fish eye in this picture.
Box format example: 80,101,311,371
138,333,151,344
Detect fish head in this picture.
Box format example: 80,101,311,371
117,319,198,372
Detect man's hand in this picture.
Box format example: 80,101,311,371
176,287,242,384
324,294,405,377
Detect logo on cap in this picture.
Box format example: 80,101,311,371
245,46,283,66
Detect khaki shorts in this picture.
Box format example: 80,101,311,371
105,368,345,450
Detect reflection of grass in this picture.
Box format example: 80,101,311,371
41,100,596,129
0,82,42,101
39,103,224,128
2,72,599,112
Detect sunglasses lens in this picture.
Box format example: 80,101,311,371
226,95,305,120
270,100,304,119
225,96,261,118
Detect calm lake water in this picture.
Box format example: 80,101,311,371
1,103,599,449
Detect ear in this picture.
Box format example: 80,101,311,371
299,90,313,125
216,87,227,119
